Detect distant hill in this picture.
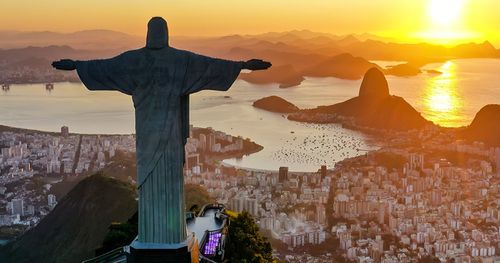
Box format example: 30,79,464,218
336,35,361,47
240,64,304,88
302,53,381,80
253,96,300,113
0,30,142,51
0,45,123,63
170,31,499,87
0,124,60,135
0,45,126,83
450,41,498,58
1,29,499,86
462,104,500,146
384,63,422,77
289,68,431,131
0,174,137,263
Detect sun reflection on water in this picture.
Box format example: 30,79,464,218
423,61,462,127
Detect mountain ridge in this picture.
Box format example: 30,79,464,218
1,29,499,87
0,173,137,263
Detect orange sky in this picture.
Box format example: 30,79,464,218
1,0,499,45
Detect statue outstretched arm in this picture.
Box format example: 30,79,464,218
242,59,272,71
52,54,136,95
182,52,271,95
52,59,77,71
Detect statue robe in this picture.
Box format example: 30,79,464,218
76,47,242,244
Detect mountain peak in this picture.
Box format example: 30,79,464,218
337,34,360,45
253,96,300,113
463,104,500,146
359,68,390,99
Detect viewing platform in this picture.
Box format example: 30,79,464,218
82,204,229,263
187,204,229,262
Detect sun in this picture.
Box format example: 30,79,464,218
415,0,476,45
428,0,465,27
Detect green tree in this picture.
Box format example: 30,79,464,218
185,183,215,211
96,213,138,256
226,211,273,263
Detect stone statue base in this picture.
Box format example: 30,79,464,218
127,234,199,263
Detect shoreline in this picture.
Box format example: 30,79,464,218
0,124,134,137
0,122,375,174
221,159,326,174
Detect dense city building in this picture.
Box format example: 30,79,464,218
1,123,499,262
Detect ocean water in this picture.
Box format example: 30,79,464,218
1,59,498,171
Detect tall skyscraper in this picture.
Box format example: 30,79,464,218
279,166,288,182
199,134,207,151
378,203,386,224
321,165,327,180
11,199,24,216
48,194,57,208
229,196,259,217
207,134,216,152
409,153,424,170
61,126,69,138
431,190,442,206
316,204,326,226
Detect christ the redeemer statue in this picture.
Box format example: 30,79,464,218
52,17,271,250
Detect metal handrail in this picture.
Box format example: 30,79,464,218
82,246,125,263
199,254,218,263
198,203,226,217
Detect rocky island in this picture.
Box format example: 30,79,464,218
384,63,422,77
239,64,304,88
288,68,431,131
301,53,381,80
252,95,300,113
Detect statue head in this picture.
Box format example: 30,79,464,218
146,17,169,49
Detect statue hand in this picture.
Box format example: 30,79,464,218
52,59,76,71
243,59,272,71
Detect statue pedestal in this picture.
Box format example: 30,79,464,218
127,234,199,263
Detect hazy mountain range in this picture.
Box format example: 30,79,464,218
0,30,143,51
0,29,395,50
1,29,499,86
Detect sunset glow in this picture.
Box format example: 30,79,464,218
428,0,464,27
413,0,476,45
0,0,499,46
